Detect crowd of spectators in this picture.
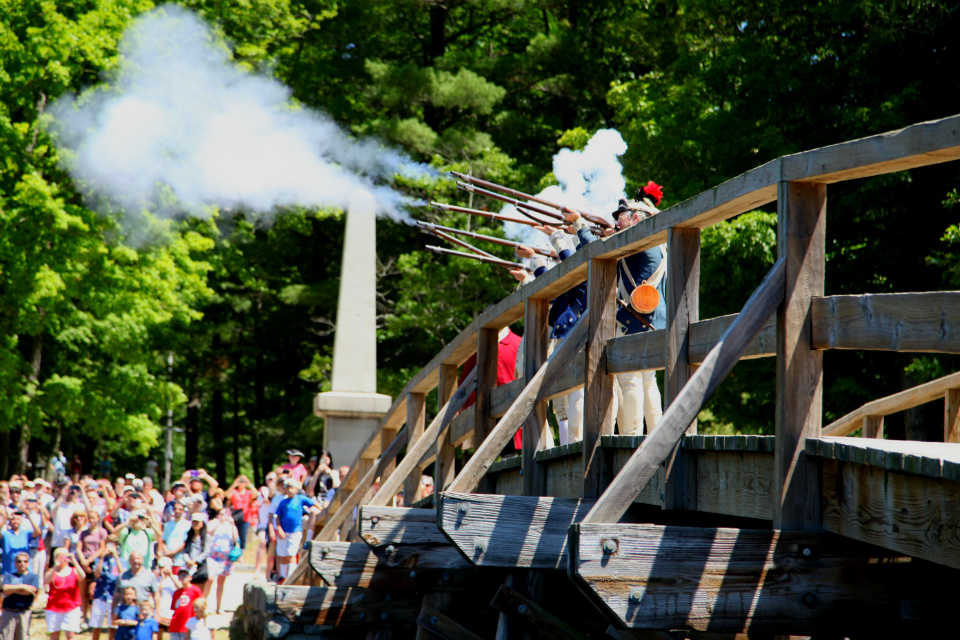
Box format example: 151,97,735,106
0,447,351,640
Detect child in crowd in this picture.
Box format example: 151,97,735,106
185,598,213,640
89,536,122,640
168,569,203,640
135,600,160,640
157,556,181,630
113,586,141,640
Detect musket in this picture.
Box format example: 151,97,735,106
452,171,614,229
418,224,499,260
426,245,529,271
430,202,541,228
417,221,558,259
456,182,565,226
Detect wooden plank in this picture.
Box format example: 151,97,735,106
774,181,825,531
606,316,777,375
523,297,551,496
821,458,960,570
946,388,960,443
243,583,422,633
583,258,618,499
609,447,664,507
490,378,522,418
448,318,589,493
437,492,593,569
359,506,448,547
490,584,589,640
367,369,477,508
583,259,785,524
664,227,700,511
569,522,954,634
448,405,474,447
782,113,960,184
436,364,459,492
863,415,883,439
543,455,583,498
822,370,960,436
807,436,960,480
405,392,427,506
695,451,774,521
309,541,474,589
417,605,484,640
474,328,499,447
811,292,960,353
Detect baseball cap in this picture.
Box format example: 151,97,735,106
286,449,304,457
190,513,206,522
171,481,186,489
158,557,172,568
125,473,136,480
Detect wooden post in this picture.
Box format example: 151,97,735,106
774,181,825,531
945,388,960,443
436,364,459,491
663,227,700,511
523,299,550,496
863,415,883,439
404,392,427,505
582,258,618,500
475,328,499,447
380,426,400,484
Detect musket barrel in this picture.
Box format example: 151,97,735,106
452,171,613,229
426,245,528,271
428,202,541,228
425,222,558,259
457,183,564,224
418,224,499,260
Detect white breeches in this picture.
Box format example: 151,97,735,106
614,371,662,436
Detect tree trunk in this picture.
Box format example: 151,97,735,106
232,383,241,479
0,431,9,478
185,391,200,471
211,335,227,484
17,333,42,475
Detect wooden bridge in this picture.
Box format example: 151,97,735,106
243,115,960,639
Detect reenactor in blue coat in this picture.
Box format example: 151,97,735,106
564,181,667,436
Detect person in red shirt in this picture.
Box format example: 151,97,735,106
45,548,84,639
458,326,523,450
167,570,203,640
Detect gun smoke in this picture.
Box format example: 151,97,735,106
49,5,428,233
500,129,627,248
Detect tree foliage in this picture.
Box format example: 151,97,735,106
3,0,959,478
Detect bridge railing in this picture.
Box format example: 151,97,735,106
292,114,960,581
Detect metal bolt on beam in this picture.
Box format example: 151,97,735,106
458,503,469,515
602,539,618,554
370,516,380,525
430,616,439,625
385,545,396,554
321,546,331,555
803,592,817,606
518,605,528,614
476,540,486,552
630,588,643,603
801,547,812,557
409,570,417,578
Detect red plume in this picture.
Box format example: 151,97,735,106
642,181,663,205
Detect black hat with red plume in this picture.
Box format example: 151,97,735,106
635,181,663,206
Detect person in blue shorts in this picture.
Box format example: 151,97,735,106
269,480,320,582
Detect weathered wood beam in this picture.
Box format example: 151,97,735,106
664,227,700,511
606,315,777,375
947,387,960,443
436,364,459,492
415,595,455,640
490,584,589,640
359,506,449,547
405,392,427,506
417,605,484,640
569,523,954,634
242,583,421,635
437,492,593,568
448,318,588,493
309,541,474,589
448,405,474,447
523,297,551,496
583,259,785,524
811,292,960,353
367,368,478,508
821,457,960,570
605,626,678,640
807,435,960,481
583,258,618,499
695,450,774,521
774,181,825,531
474,328,499,450
822,370,960,437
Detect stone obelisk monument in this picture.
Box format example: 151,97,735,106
314,191,392,466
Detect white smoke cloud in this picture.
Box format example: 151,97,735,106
49,5,429,229
500,129,627,248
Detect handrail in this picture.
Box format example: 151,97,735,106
822,370,960,437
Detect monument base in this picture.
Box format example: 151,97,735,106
315,391,393,467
